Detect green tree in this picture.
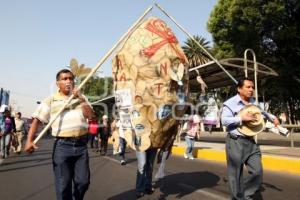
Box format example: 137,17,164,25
182,35,211,68
81,76,113,120
208,0,300,123
81,76,113,101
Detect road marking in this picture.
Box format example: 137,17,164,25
178,182,228,200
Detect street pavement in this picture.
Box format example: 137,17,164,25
0,138,300,200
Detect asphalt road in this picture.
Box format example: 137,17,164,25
0,138,299,200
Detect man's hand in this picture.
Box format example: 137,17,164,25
241,112,257,122
72,88,85,103
25,118,41,153
24,140,38,153
73,87,95,119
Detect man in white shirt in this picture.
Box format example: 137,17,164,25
14,112,26,154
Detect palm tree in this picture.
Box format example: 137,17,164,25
182,35,211,68
69,58,92,81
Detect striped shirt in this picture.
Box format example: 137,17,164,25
33,92,91,137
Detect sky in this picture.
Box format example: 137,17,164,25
0,0,218,117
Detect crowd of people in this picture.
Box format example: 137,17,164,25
0,69,283,200
0,105,26,159
85,114,127,165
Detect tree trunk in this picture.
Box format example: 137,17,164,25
288,98,295,124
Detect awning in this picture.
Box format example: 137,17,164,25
189,58,278,92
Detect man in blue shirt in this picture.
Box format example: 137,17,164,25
221,78,279,200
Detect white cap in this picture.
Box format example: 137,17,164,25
102,115,108,119
0,105,8,113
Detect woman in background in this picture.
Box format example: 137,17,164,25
184,114,200,160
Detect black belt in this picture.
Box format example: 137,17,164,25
228,133,253,140
56,135,88,143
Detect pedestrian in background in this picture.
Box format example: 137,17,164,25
0,105,6,150
13,112,26,154
88,118,99,149
25,69,95,200
183,114,200,160
0,106,16,159
98,115,111,155
116,118,127,165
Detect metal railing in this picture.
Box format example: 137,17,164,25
283,124,300,148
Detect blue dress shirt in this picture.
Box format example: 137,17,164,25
221,94,275,136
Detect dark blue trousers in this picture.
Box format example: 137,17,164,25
52,138,90,200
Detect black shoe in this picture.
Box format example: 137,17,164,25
145,188,155,195
135,192,144,199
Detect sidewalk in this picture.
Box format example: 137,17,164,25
171,136,300,176
192,131,300,147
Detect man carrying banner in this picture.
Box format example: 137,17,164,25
25,69,94,200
